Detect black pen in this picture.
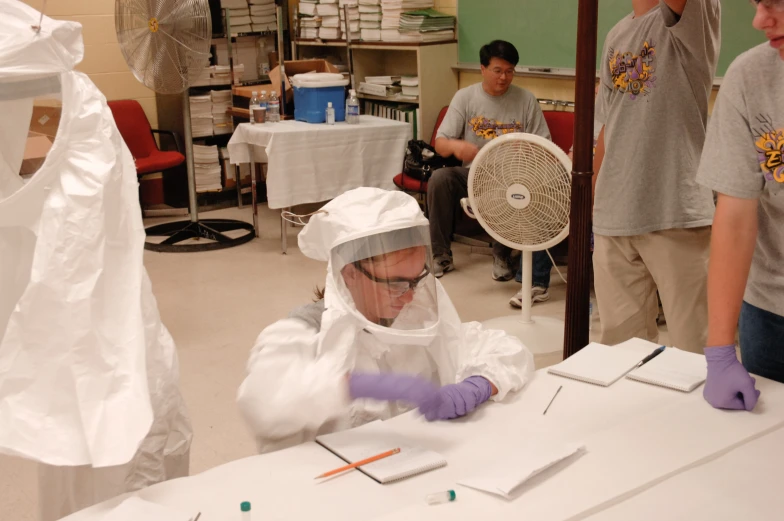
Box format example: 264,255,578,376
636,345,666,368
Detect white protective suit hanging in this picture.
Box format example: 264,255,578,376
0,3,192,519
238,187,534,453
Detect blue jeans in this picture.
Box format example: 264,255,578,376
515,250,553,288
739,300,784,384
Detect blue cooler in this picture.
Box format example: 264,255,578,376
291,73,349,123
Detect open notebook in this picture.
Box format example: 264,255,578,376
626,347,707,392
315,420,447,484
547,341,649,386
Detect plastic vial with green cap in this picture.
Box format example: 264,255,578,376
425,490,456,505
240,501,251,521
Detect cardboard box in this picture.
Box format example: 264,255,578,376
232,59,341,113
20,133,53,177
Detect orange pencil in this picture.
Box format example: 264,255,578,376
315,448,401,479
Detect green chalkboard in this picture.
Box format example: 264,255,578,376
457,1,766,77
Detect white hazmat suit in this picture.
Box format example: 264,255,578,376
0,3,191,519
238,187,534,453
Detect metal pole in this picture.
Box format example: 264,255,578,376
563,0,599,359
181,92,199,223
343,4,355,91
277,4,287,118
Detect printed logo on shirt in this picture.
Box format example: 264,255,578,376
753,114,784,187
469,116,525,140
608,41,657,100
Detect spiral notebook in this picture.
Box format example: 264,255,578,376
626,347,707,392
315,420,447,484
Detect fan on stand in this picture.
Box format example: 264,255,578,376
467,133,572,367
116,0,255,252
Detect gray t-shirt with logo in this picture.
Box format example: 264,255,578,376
697,44,784,317
594,0,720,236
436,83,551,167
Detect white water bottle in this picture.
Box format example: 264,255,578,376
249,91,260,124
346,88,360,124
326,102,335,125
268,90,280,123
259,90,269,111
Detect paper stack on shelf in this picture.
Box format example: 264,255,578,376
250,0,277,30
316,3,340,16
398,9,455,41
193,145,222,193
319,27,342,39
192,67,213,87
360,28,381,40
339,1,360,38
229,7,252,26
379,0,434,41
299,1,318,16
321,15,341,27
190,95,214,138
400,76,419,99
211,89,232,116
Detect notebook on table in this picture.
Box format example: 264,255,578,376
626,347,707,392
547,342,647,386
315,420,447,484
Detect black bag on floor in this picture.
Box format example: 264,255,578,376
403,139,461,182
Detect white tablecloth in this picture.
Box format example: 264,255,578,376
227,116,411,209
62,343,784,521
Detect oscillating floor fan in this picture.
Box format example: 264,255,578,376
467,133,572,366
115,0,255,252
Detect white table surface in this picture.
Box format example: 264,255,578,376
62,343,784,521
227,116,411,210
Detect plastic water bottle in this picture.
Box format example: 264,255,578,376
326,102,335,125
249,91,260,124
240,501,251,521
346,88,360,124
268,90,280,123
259,90,269,111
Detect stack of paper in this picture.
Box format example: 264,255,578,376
192,67,213,87
249,0,277,32
193,145,222,192
228,7,252,26
379,0,435,41
319,26,342,39
399,8,454,31
321,15,341,27
360,28,381,40
299,0,318,16
316,3,340,16
221,0,248,8
211,88,234,135
189,95,213,137
400,76,419,98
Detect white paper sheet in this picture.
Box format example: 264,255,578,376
102,498,191,521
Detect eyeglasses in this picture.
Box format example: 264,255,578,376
751,0,784,12
353,261,431,295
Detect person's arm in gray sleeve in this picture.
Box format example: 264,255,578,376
660,0,721,66
434,90,480,163
525,94,551,141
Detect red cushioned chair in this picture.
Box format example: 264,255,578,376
393,105,451,215
108,100,185,209
542,110,575,154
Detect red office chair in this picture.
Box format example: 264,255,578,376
393,105,451,215
542,110,575,154
108,100,185,203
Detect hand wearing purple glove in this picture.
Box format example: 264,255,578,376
703,345,761,411
348,373,493,420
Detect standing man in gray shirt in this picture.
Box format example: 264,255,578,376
593,0,720,353
429,40,553,305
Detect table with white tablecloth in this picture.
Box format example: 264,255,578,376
227,116,411,252
63,341,784,521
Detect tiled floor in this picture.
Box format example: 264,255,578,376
0,203,669,521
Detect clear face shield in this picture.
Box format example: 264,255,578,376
330,225,439,332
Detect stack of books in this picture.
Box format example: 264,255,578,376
398,9,455,41
358,75,402,98
189,95,214,137
193,145,223,192
364,100,420,140
400,76,419,100
299,0,321,38
379,0,433,41
359,0,381,40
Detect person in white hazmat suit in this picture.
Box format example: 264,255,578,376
0,3,191,520
238,187,534,452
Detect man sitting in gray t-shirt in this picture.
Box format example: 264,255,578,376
428,40,552,302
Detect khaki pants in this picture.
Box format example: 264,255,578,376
593,227,710,353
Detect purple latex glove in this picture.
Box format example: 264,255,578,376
418,376,494,421
348,373,493,421
703,345,761,411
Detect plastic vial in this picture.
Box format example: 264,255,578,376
240,501,251,521
268,90,280,123
346,88,360,124
249,91,260,124
326,102,336,125
425,490,456,505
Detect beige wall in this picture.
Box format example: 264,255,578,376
434,0,456,17
22,0,160,127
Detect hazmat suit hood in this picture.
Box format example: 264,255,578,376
299,188,440,345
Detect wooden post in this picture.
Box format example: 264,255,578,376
563,0,599,359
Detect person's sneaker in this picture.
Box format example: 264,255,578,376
432,253,455,278
509,286,550,308
492,254,515,281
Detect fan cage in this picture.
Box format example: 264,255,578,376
116,0,212,95
468,133,572,251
